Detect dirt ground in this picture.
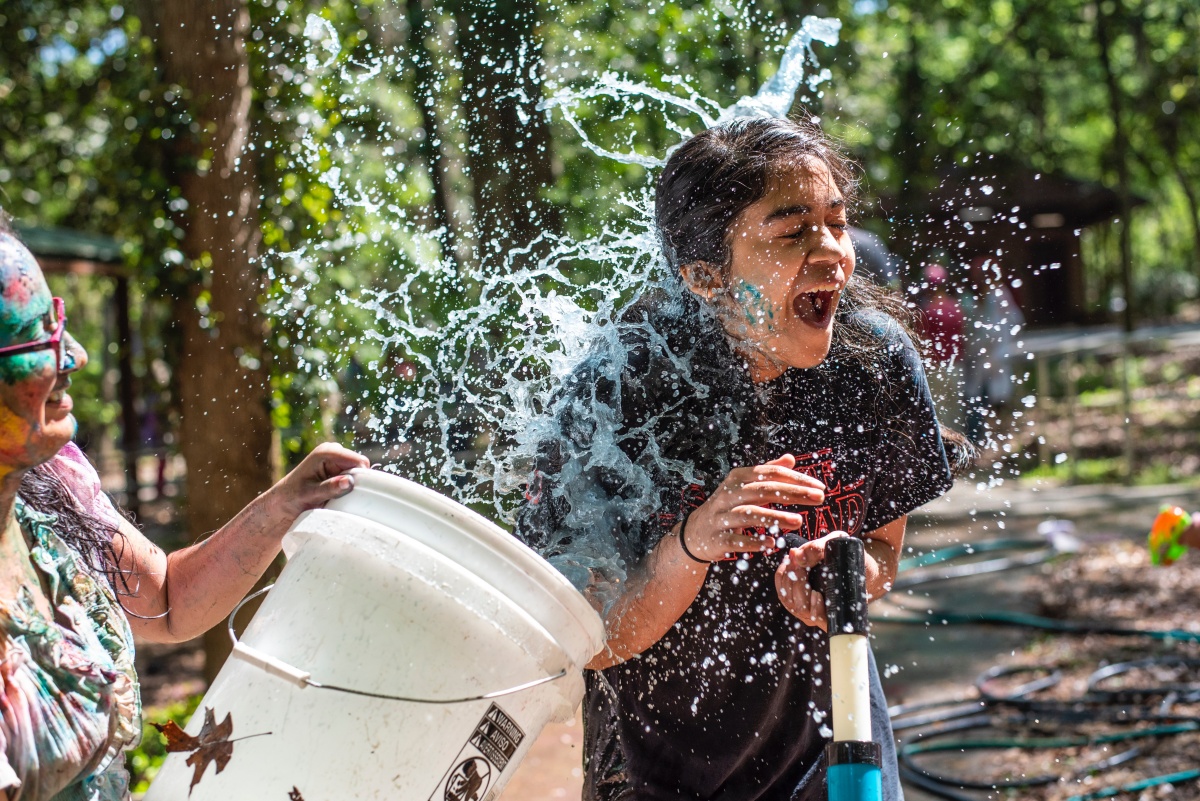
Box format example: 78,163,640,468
886,539,1200,801
1032,341,1200,481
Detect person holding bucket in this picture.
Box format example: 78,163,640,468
0,212,369,801
517,117,963,800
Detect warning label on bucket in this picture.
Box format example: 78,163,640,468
429,704,526,801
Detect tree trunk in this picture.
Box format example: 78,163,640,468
147,0,276,682
1095,0,1135,335
1095,0,1138,484
1169,157,1200,278
452,0,560,266
892,22,926,279
400,0,461,259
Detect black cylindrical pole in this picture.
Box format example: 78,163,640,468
819,535,882,801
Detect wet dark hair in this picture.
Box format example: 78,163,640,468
654,117,973,471
20,466,134,596
657,116,858,274
0,205,133,595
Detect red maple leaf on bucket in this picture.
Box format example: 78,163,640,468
153,707,235,794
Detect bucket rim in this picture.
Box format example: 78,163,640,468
326,468,606,656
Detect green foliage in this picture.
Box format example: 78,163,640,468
247,0,447,460
126,694,202,797
819,0,1200,314
1024,455,1200,486
45,274,119,439
2,0,1199,464
0,1,192,288
0,0,194,448
539,0,796,237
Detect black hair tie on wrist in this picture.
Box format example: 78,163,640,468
678,508,712,565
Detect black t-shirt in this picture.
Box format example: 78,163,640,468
516,301,952,801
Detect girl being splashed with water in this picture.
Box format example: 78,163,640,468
517,116,962,800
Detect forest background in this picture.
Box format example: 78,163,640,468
1,0,1198,673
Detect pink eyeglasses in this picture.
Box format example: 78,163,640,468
0,297,67,370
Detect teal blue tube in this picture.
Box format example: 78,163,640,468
827,763,882,801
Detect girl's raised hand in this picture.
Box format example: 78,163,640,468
681,454,825,563
774,530,848,630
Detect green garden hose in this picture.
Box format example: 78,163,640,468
885,535,1200,799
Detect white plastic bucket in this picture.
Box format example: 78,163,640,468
145,469,605,801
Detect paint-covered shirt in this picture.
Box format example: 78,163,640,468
1,445,141,801
517,300,952,801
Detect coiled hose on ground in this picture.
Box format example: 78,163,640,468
881,535,1200,799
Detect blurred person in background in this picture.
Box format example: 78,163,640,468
916,262,966,429
961,254,1026,446
847,226,902,287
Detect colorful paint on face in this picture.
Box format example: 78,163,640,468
733,280,777,331
0,234,88,477
0,236,54,383
0,329,57,385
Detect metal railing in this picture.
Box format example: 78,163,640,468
1023,322,1200,483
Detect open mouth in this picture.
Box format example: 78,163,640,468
47,381,70,405
792,290,838,328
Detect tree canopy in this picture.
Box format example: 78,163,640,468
1,0,1197,462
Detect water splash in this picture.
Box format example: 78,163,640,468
537,15,840,167
718,16,842,123
273,15,841,602
303,14,340,72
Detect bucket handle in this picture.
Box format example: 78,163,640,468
227,584,569,704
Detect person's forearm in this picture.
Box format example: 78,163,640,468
587,525,708,670
861,516,907,603
152,487,298,643
124,443,367,643
862,536,898,602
